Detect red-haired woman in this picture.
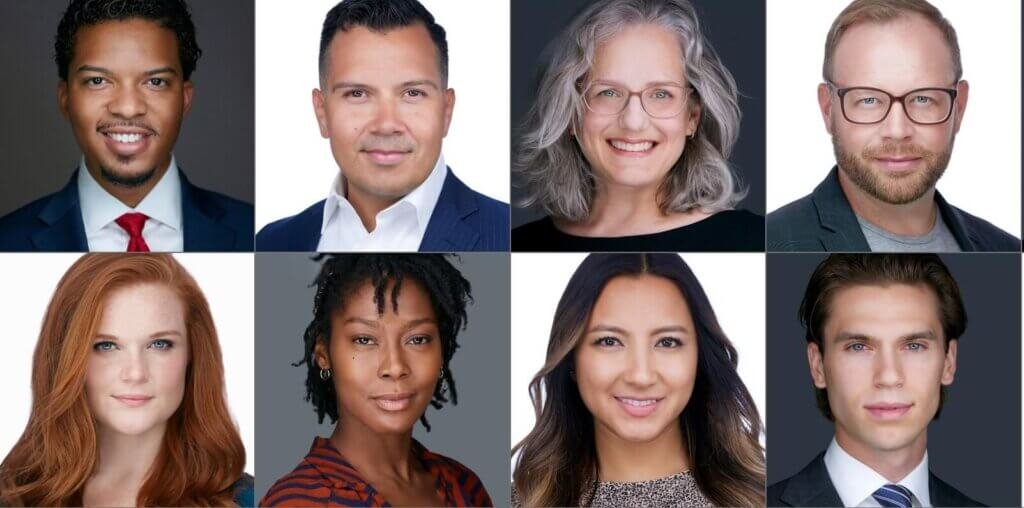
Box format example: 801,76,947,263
0,254,252,507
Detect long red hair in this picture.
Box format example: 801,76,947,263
0,254,246,507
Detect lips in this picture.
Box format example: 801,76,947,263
864,402,913,420
873,156,922,173
615,396,662,417
99,127,155,158
362,150,412,166
113,394,153,407
372,392,414,412
607,138,657,157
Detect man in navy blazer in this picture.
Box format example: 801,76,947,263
0,0,253,252
256,0,508,252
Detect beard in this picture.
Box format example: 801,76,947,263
833,136,953,205
100,161,158,188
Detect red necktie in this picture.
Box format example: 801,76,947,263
115,212,151,252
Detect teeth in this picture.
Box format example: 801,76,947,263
610,140,654,152
619,398,657,407
109,133,143,144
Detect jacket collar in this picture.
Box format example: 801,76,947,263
31,170,88,251
418,168,480,251
779,452,844,507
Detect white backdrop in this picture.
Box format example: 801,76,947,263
766,0,1021,237
0,254,255,476
509,253,767,471
254,0,511,231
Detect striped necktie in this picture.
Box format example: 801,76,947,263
872,484,914,508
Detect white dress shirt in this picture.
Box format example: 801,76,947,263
77,157,184,252
317,155,447,252
824,438,931,507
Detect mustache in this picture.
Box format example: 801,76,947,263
862,142,932,159
96,120,157,135
358,136,415,152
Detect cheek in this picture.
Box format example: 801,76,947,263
157,354,189,401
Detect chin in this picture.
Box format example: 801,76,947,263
606,419,675,443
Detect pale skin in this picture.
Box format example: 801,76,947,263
817,14,968,236
556,24,705,238
806,284,957,481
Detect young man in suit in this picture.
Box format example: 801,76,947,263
767,254,981,507
255,0,509,252
0,0,253,252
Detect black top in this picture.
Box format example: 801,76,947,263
512,209,764,252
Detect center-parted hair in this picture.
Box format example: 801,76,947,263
55,0,203,81
514,0,744,222
512,253,765,507
799,253,966,420
318,0,449,86
0,254,244,507
295,254,471,432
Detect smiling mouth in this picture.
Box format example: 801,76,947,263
608,139,657,155
615,396,662,417
372,393,414,412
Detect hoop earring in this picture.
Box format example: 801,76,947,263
319,368,332,381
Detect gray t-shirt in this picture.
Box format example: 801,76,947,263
857,210,962,252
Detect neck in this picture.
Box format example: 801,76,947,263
593,419,689,483
838,168,937,236
87,160,169,209
342,178,402,233
560,183,664,236
835,425,926,482
92,423,166,493
330,417,421,482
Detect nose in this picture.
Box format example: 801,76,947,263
873,347,904,388
617,94,650,132
377,341,410,379
623,347,657,387
119,349,150,384
107,84,147,119
369,97,404,136
878,100,914,140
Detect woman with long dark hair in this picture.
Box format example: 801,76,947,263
512,253,764,506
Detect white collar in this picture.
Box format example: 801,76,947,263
321,154,447,235
77,156,183,234
825,438,931,507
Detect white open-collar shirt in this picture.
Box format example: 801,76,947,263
77,156,183,252
317,154,446,252
825,438,931,507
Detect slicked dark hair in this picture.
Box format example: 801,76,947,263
55,0,202,81
318,0,448,86
295,254,471,431
799,253,965,420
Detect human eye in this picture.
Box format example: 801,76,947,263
649,88,674,100
92,340,118,352
404,88,429,100
353,335,376,346
594,87,621,98
655,337,683,348
147,338,175,350
905,341,928,352
845,341,869,352
592,336,622,347
83,76,108,88
342,88,370,103
406,334,433,346
146,77,169,89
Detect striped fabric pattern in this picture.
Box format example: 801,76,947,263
261,437,493,507
872,483,914,508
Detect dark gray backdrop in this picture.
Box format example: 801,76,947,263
766,253,1021,507
0,0,254,215
254,253,511,505
510,0,766,227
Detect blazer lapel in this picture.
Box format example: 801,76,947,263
179,170,236,251
31,171,88,251
812,167,871,252
933,192,977,251
419,169,480,251
779,453,844,507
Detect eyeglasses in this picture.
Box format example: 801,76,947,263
582,82,693,119
827,81,958,125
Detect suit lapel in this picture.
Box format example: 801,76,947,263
179,170,236,251
812,167,871,251
31,171,88,251
419,169,479,251
780,452,844,507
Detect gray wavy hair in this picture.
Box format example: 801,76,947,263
514,0,745,221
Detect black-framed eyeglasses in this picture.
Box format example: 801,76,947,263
582,81,693,119
827,81,958,125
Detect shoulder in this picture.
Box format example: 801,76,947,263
695,209,764,250
231,473,255,507
255,200,326,251
0,192,58,234
766,477,792,507
426,451,493,507
947,205,1021,251
444,171,510,247
259,458,335,507
512,216,563,251
930,472,986,507
767,193,825,251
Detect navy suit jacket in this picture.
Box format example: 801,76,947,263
0,169,254,252
256,168,510,252
767,166,1021,252
767,452,985,507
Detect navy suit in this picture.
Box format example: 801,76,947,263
0,169,254,252
256,168,510,252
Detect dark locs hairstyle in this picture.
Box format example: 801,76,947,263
318,0,449,85
512,253,765,507
295,254,471,432
799,253,965,420
55,0,203,81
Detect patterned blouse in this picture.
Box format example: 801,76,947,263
261,437,493,507
511,471,712,507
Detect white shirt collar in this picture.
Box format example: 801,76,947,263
77,156,183,234
320,154,447,236
825,438,931,507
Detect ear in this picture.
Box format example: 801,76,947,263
441,87,455,138
951,80,969,134
686,99,702,138
58,81,69,120
313,339,331,370
941,338,958,386
312,88,330,139
182,80,194,117
807,341,828,389
817,82,834,135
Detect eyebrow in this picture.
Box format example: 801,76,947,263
75,65,179,76
589,79,686,88
831,330,937,344
342,316,437,329
329,79,441,93
94,330,184,340
587,324,690,336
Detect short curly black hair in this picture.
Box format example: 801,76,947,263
295,254,472,431
55,0,202,81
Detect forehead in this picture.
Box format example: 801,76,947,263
823,283,942,340
323,23,440,85
98,283,185,334
335,276,436,318
590,23,685,86
831,13,956,90
590,275,692,325
71,19,181,70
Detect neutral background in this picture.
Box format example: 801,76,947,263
0,1,256,215
510,0,767,227
766,0,1022,237
510,253,767,469
766,253,1021,507
254,0,511,231
0,253,256,476
254,253,511,505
